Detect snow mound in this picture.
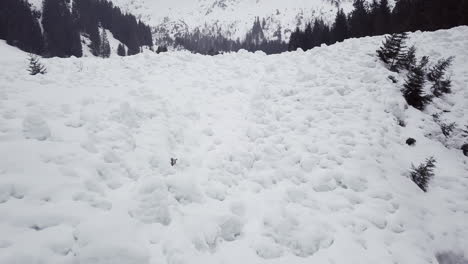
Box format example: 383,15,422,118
22,114,51,141
1,27,468,264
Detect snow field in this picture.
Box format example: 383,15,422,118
1,27,468,264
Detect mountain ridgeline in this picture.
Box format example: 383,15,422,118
1,0,468,57
174,17,287,55
175,0,468,55
0,0,153,57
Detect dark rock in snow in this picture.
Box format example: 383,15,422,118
406,138,416,146
462,144,468,157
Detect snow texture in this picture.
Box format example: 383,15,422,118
1,27,468,264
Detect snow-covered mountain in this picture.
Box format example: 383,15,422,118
1,27,468,264
109,0,359,42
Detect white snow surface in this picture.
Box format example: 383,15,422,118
1,27,468,264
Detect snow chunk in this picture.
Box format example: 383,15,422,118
74,217,150,264
253,237,283,259
22,114,51,140
219,215,243,241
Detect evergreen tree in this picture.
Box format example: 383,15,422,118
100,29,111,58
427,57,454,82
89,28,101,56
73,0,100,56
27,54,46,75
401,56,432,110
311,18,328,47
396,45,417,71
377,33,408,71
410,157,436,192
0,0,44,54
117,43,126,56
331,9,349,43
288,27,302,51
42,0,82,57
349,0,370,38
373,0,392,35
427,57,454,97
273,24,283,42
303,23,313,50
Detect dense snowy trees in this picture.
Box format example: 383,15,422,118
42,0,82,57
175,17,286,55
117,44,126,56
1,0,467,56
72,0,152,56
287,0,468,52
377,32,455,110
0,0,152,57
0,0,44,54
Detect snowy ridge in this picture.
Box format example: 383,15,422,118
1,27,468,264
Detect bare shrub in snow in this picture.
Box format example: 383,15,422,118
440,122,456,137
410,157,436,192
433,113,457,137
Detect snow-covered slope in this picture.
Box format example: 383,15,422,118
110,0,359,41
1,27,468,264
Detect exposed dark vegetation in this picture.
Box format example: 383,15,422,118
27,54,46,75
175,0,468,55
0,0,153,57
377,32,454,110
174,17,287,55
288,0,468,52
410,157,436,192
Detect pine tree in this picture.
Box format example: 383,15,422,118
27,54,46,75
396,45,417,71
427,57,454,82
431,79,452,97
377,33,408,71
349,0,370,38
374,0,392,35
288,27,302,51
89,28,101,56
331,9,349,43
0,0,44,54
100,29,111,58
42,0,82,57
427,56,454,97
401,56,432,110
410,157,436,192
303,23,313,50
117,43,126,56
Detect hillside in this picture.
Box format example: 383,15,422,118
108,0,362,41
1,27,468,264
